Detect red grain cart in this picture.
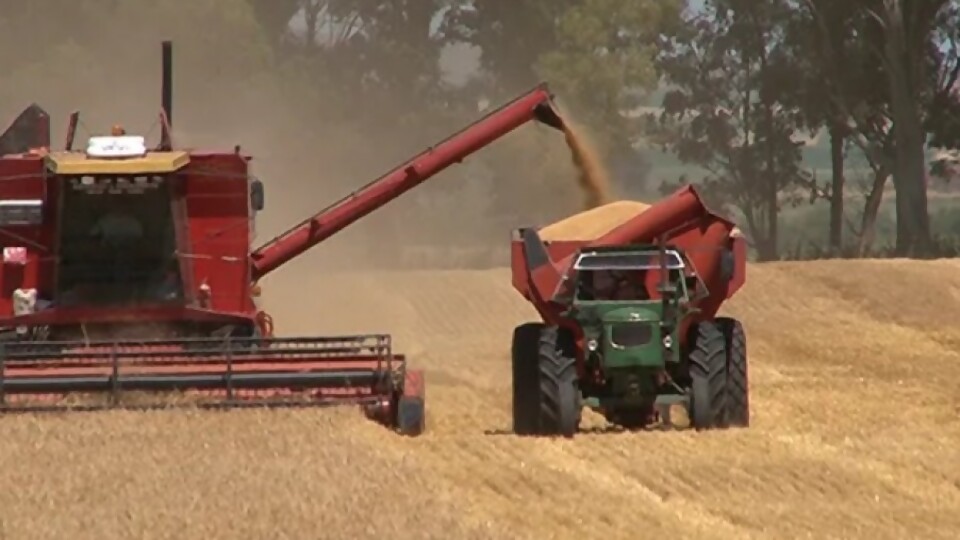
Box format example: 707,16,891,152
509,186,749,436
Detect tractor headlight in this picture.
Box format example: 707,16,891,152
662,334,673,349
587,339,598,351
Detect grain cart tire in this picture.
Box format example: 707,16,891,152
688,321,729,430
717,317,749,427
538,325,580,438
512,322,545,435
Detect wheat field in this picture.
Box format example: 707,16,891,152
0,259,958,539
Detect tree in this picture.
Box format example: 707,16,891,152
247,0,301,51
440,0,578,95
441,0,682,192
536,0,684,163
650,0,809,261
782,1,861,253
788,0,893,256
925,1,960,182
800,0,959,257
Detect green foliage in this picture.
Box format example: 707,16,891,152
441,0,577,93
924,1,960,155
536,0,682,156
441,0,679,191
1,0,957,263
648,0,812,260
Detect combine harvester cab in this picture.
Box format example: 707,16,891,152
0,42,567,436
510,185,749,436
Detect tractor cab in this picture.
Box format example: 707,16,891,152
566,245,703,370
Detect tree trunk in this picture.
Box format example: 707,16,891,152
763,84,778,260
828,121,845,252
858,165,889,257
882,0,932,257
754,234,779,262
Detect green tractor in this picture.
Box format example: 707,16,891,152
509,202,749,437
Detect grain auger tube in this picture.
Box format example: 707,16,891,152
0,41,567,436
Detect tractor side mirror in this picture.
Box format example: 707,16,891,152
250,179,265,212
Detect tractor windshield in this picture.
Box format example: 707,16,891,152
574,249,685,302
55,174,183,306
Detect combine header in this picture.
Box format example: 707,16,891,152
0,41,566,434
510,186,749,436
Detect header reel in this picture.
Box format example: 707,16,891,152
0,334,426,436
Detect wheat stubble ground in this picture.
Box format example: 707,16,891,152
0,260,958,540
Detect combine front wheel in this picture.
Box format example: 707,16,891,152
687,321,729,430
511,322,544,435
396,369,426,436
537,326,580,438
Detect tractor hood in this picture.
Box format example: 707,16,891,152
601,305,661,324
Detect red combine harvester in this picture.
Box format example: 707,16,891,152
510,186,748,436
0,41,565,435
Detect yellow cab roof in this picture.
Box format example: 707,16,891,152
43,150,190,175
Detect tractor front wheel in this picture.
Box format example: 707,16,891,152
688,321,729,430
537,326,580,438
511,322,544,435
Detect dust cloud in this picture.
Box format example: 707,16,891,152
0,6,617,276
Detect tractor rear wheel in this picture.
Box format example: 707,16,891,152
511,322,544,435
687,321,728,430
537,325,580,437
717,317,749,427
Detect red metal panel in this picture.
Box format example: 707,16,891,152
181,153,253,315
0,305,254,327
0,155,46,199
0,156,55,316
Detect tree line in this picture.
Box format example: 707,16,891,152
1,0,958,262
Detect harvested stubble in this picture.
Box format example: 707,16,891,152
1,260,960,539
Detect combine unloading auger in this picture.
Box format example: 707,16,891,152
0,42,565,434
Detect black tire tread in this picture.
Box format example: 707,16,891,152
688,321,728,429
717,317,749,427
511,322,544,435
537,326,579,437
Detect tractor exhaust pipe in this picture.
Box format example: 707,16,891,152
160,40,173,149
